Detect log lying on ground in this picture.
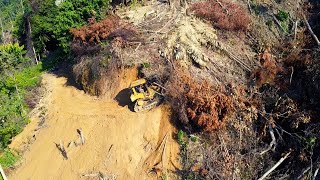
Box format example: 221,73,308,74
258,152,291,180
260,124,276,155
55,141,68,160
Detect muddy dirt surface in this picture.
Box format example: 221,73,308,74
8,73,180,179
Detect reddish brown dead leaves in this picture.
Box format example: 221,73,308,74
186,81,234,132
252,48,282,87
166,69,235,132
70,15,139,45
70,15,141,55
189,0,250,31
70,15,120,43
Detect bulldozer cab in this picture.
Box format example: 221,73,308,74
129,77,164,112
130,79,149,102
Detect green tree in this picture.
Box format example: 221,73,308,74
31,0,110,54
0,0,29,43
0,43,40,149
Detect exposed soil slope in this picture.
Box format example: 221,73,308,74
8,73,180,179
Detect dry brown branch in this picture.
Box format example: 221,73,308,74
137,10,166,27
83,173,99,177
166,70,235,131
313,168,319,180
222,44,251,71
294,20,298,40
260,124,276,155
290,66,294,85
303,15,320,47
156,16,176,33
258,152,291,180
272,14,287,33
143,132,170,175
77,129,85,145
103,144,114,166
214,0,229,15
190,0,250,31
297,166,311,179
247,0,252,14
139,29,166,34
161,133,169,168
55,141,68,160
82,172,116,179
135,42,141,51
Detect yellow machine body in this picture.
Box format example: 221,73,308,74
129,78,163,112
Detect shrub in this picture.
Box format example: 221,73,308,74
0,64,42,149
0,44,42,150
177,130,187,146
0,149,19,168
189,0,250,31
277,10,289,22
166,69,235,132
0,43,29,73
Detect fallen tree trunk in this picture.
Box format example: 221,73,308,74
258,152,291,180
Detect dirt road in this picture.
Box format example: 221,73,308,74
9,73,180,179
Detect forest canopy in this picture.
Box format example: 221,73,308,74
30,0,111,54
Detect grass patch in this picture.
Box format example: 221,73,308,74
0,149,19,168
177,130,187,147
277,10,289,21
6,63,43,90
141,62,151,69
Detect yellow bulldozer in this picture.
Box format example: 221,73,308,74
129,76,165,112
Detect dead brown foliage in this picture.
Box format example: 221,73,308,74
166,68,235,132
70,15,140,55
186,82,234,132
252,48,282,87
24,86,43,109
189,0,250,31
284,49,311,67
70,15,120,43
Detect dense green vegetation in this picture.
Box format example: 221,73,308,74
0,43,42,149
0,43,42,168
31,0,110,54
0,0,112,169
0,149,19,168
0,0,29,42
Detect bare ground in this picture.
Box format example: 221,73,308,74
8,73,180,179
